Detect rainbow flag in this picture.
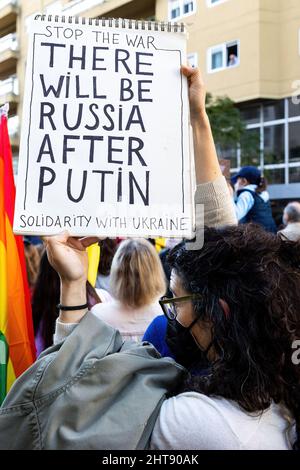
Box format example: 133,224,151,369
0,107,36,404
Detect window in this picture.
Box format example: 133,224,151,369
263,100,284,122
207,0,228,7
208,40,239,73
289,122,300,163
184,1,194,14
168,0,196,20
263,168,285,185
239,98,300,188
263,124,285,165
289,97,300,118
211,47,223,70
171,7,180,19
187,52,198,68
289,167,300,183
170,0,180,19
240,128,260,167
239,105,260,125
226,42,239,67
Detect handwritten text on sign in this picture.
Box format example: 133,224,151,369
14,20,195,237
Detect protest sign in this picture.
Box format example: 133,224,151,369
13,16,195,238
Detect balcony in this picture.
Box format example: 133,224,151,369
62,0,155,20
0,32,18,79
63,0,106,16
0,75,18,113
0,0,18,31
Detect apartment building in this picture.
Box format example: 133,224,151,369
1,0,300,200
159,0,300,200
0,0,18,159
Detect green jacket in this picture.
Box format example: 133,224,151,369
0,312,186,450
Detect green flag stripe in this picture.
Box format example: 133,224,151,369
0,331,9,405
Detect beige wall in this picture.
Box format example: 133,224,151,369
190,0,261,102
277,0,300,98
157,0,300,103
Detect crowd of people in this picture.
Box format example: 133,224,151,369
1,65,300,451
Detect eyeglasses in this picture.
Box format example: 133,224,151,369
159,294,202,320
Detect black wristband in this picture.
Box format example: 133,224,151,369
57,303,88,311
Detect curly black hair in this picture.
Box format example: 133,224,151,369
168,223,300,449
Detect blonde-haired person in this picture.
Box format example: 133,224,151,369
91,238,167,341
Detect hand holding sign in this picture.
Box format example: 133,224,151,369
181,65,206,123
43,231,100,283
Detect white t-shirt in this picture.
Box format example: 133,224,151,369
150,392,296,450
95,288,113,303
91,300,161,342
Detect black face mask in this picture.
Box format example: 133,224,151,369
165,317,212,371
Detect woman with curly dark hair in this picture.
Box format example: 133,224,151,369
2,66,298,451
150,223,299,449
40,66,298,450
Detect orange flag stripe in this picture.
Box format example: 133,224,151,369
0,115,35,360
0,112,36,394
5,214,35,374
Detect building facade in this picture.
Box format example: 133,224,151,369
1,0,300,200
158,0,300,200
0,0,18,157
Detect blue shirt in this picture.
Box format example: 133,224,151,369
143,315,210,376
142,315,174,359
235,184,269,221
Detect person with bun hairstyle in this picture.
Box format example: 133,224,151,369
232,166,277,233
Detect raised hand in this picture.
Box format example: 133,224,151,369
43,231,101,322
43,231,100,283
181,65,206,125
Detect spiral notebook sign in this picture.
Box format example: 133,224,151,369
14,16,195,238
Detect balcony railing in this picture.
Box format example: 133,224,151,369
0,32,18,54
0,75,18,97
0,0,18,10
63,0,105,16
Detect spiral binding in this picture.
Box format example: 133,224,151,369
34,14,186,33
